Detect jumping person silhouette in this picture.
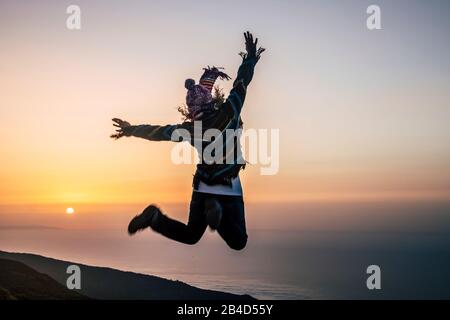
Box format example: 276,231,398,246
111,32,265,250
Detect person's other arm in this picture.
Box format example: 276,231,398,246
111,118,194,142
225,31,265,115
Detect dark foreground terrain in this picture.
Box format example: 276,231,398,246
0,250,254,300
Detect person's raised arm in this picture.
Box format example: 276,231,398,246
225,32,265,115
235,31,265,87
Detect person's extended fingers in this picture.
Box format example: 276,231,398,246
255,38,258,47
113,132,124,139
113,122,128,128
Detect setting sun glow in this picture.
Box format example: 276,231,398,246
66,207,75,215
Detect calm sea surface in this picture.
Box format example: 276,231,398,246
1,201,450,299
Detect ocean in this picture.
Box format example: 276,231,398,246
1,201,450,299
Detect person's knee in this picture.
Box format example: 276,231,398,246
228,236,248,251
185,232,203,245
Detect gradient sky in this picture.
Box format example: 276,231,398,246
1,0,450,208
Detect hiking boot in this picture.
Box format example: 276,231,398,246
204,198,222,230
128,204,161,235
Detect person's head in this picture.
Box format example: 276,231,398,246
180,66,230,120
185,80,213,108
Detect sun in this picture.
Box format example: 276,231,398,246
66,207,75,215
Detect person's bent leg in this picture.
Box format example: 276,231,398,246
151,192,208,245
216,195,248,251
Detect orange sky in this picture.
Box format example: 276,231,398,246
1,1,450,208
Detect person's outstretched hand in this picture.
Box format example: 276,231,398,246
111,118,131,140
244,31,265,61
